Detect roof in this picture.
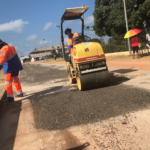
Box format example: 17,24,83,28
30,53,52,58
20,56,29,60
30,45,62,54
61,6,89,21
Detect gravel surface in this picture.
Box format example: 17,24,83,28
31,84,150,131
20,63,150,132
2,63,150,150
20,63,67,85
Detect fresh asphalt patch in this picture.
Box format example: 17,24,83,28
31,85,150,131
21,63,150,131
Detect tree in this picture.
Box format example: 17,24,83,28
89,38,101,43
93,0,150,38
51,50,61,57
84,26,93,31
100,38,105,44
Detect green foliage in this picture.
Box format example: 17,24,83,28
89,38,101,43
51,50,56,55
84,26,93,31
51,50,61,57
101,40,128,53
24,58,30,62
93,0,150,38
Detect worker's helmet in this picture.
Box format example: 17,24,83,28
65,28,71,35
0,39,7,48
0,39,4,45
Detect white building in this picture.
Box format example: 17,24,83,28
29,45,62,61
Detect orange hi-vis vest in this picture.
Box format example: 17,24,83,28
67,33,79,55
0,45,23,74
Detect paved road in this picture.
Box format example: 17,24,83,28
20,63,68,85
1,62,150,150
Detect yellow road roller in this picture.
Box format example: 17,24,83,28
60,6,110,90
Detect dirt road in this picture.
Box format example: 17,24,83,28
41,54,150,70
0,62,150,150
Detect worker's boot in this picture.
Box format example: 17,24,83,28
4,97,15,104
15,93,24,97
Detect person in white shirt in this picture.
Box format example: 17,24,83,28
146,31,150,48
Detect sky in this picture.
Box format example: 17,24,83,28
0,0,108,57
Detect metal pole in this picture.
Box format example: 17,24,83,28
82,5,85,34
110,38,112,52
123,0,131,55
43,39,46,57
125,39,128,51
56,26,61,42
45,42,47,56
56,25,61,53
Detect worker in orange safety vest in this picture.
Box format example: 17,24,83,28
65,28,79,55
0,39,23,102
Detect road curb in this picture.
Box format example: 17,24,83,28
0,87,7,107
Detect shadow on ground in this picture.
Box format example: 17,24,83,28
111,69,137,74
66,142,90,150
109,73,130,86
0,102,22,150
139,51,150,58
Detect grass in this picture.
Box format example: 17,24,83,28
43,57,65,62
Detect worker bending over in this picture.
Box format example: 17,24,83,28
0,39,23,102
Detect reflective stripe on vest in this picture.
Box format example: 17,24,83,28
7,94,13,97
5,80,13,84
6,54,17,61
7,46,13,55
14,78,19,82
1,54,7,57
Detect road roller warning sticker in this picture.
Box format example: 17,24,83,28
74,54,105,62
